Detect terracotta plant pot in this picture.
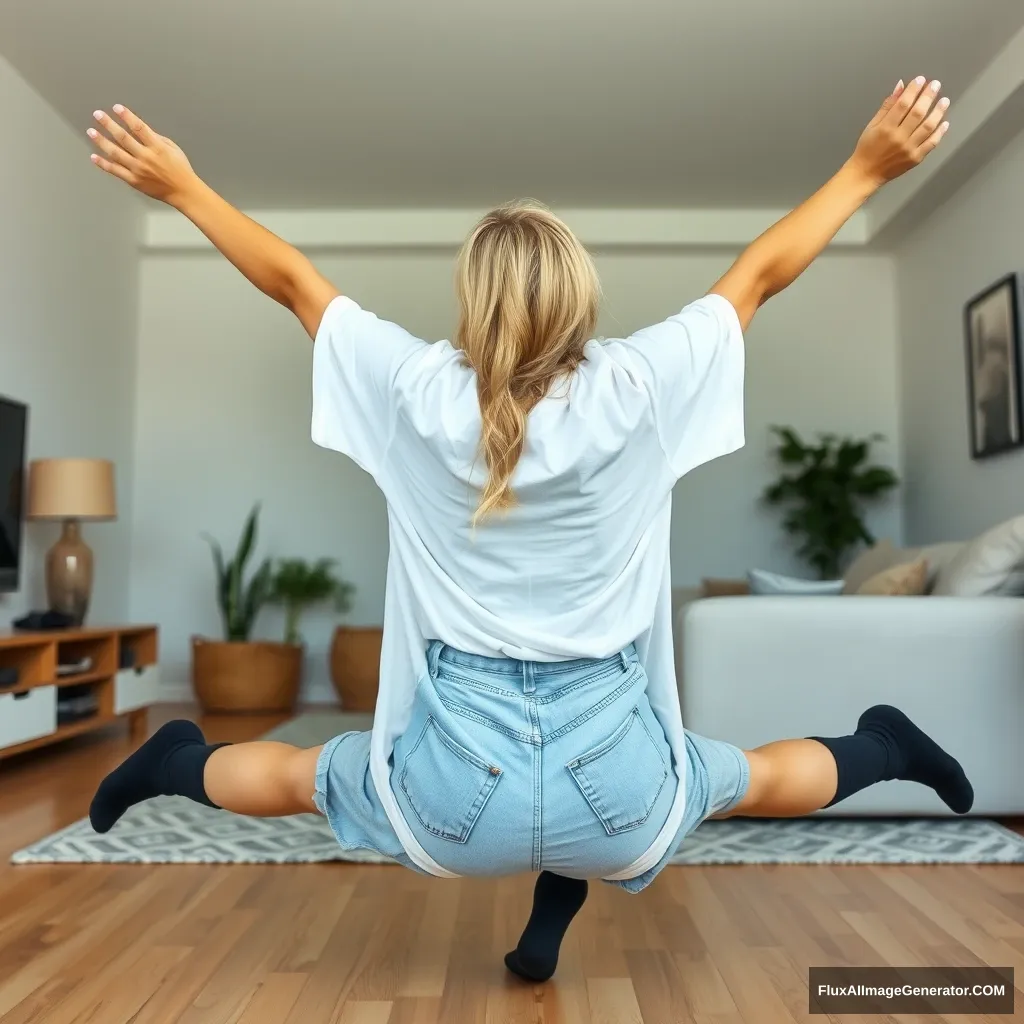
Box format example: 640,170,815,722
191,636,303,714
329,626,383,711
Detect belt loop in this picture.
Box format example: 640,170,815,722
427,641,443,679
522,660,536,695
619,649,630,671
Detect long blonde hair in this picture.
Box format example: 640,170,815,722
454,201,600,522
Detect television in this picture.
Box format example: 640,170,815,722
0,396,28,593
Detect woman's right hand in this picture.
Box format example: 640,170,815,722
846,77,950,189
88,105,200,208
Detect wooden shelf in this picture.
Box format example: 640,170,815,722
0,625,159,761
3,715,120,758
52,670,114,689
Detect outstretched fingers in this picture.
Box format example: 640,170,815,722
917,120,950,159
884,76,928,128
89,154,135,184
112,104,158,146
91,109,143,157
87,124,133,167
866,80,905,129
903,78,942,134
911,93,950,149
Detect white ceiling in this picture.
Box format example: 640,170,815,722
2,0,1023,209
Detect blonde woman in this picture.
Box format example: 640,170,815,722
89,77,969,982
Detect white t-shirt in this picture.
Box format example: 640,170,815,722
311,292,745,879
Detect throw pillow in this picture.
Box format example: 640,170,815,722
932,516,1024,596
909,541,964,592
842,539,900,594
747,569,845,596
856,558,929,596
701,578,750,598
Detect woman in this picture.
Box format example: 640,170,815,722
88,77,968,982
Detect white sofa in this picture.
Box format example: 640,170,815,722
673,593,1024,816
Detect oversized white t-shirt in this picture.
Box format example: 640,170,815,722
311,293,745,879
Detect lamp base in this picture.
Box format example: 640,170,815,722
46,519,93,627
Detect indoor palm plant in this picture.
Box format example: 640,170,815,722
763,427,899,580
191,504,303,714
269,558,372,708
268,558,354,645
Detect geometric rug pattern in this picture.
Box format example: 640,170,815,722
13,803,1024,865
12,712,1024,865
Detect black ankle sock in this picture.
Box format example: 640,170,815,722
89,720,228,833
812,705,973,814
505,871,589,983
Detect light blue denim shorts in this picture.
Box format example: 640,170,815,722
312,641,749,892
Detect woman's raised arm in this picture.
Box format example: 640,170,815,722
710,76,950,331
88,105,338,340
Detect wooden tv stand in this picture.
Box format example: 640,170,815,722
0,625,159,760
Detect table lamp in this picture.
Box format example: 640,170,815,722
27,458,117,625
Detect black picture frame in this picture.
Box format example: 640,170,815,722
964,273,1023,460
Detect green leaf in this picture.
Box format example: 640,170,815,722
763,426,899,578
235,504,260,572
266,557,356,643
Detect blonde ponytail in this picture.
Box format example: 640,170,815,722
454,201,600,522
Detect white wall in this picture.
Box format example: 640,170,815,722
0,56,140,623
896,125,1024,544
131,248,901,699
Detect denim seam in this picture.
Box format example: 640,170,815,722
529,701,542,871
398,716,502,843
530,663,627,704
437,659,625,700
436,650,634,681
438,696,538,743
545,665,642,740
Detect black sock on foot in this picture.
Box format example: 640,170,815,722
812,704,973,813
505,871,589,983
89,720,228,833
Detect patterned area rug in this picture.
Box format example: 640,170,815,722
12,713,1024,866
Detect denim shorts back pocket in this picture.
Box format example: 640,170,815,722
567,706,669,836
399,715,502,844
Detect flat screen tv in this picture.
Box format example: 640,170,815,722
0,396,28,593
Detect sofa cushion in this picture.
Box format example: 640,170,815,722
843,539,901,594
856,558,929,596
747,569,844,596
932,516,1024,596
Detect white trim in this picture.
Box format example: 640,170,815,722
144,206,872,252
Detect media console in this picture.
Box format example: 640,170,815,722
0,625,159,759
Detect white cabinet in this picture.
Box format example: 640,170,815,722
0,686,57,750
114,665,161,714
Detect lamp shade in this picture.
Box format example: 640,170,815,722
27,458,117,521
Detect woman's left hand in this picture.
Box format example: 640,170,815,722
87,105,200,208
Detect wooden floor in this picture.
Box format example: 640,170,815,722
0,708,1021,1024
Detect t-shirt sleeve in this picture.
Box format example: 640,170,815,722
311,295,426,476
605,293,745,478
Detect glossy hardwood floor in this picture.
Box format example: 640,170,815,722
0,707,1021,1023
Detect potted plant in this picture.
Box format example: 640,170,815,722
191,504,303,714
268,558,354,645
763,427,899,579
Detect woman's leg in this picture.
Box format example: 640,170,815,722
90,719,321,833
724,704,974,818
505,872,589,983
